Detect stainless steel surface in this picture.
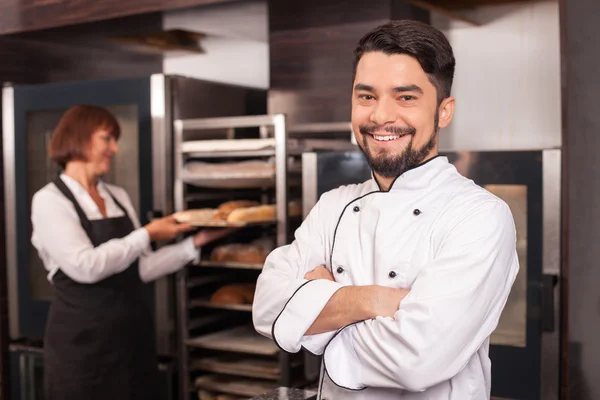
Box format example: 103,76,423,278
3,86,19,339
541,149,561,400
176,268,190,398
173,120,185,215
18,351,43,400
543,149,561,276
439,143,563,152
295,138,357,152
290,120,566,152
173,117,190,397
485,184,527,348
19,353,28,400
179,114,283,130
287,121,351,134
151,74,174,356
301,153,318,218
185,149,275,158
273,114,288,247
151,74,172,218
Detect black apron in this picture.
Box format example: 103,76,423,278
44,177,161,400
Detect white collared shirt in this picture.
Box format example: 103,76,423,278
252,156,519,400
31,174,198,284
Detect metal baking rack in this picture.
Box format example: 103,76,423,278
173,114,299,400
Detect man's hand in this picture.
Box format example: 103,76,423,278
364,286,410,319
304,265,335,281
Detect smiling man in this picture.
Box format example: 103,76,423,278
253,20,519,400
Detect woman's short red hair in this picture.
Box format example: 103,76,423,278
48,105,121,169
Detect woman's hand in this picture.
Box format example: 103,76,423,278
144,216,193,242
193,228,238,248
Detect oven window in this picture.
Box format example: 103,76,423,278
485,184,527,348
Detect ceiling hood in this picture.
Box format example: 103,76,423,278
109,28,206,54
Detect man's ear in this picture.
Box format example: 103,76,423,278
438,96,455,129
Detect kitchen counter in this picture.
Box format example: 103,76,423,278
249,387,317,400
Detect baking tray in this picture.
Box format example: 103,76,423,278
191,355,281,380
194,374,279,397
189,299,253,312
187,220,275,228
186,326,278,356
195,261,264,270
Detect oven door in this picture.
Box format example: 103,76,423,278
446,150,560,400
2,77,155,341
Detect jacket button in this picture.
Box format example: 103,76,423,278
336,266,344,274
353,205,360,212
389,271,397,278
413,209,421,216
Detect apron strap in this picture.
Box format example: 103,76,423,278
101,183,129,217
53,176,94,237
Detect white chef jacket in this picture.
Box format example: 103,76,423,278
252,156,519,400
31,174,199,284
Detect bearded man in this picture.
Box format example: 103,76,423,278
253,20,519,400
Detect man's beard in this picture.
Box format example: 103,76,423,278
358,119,438,178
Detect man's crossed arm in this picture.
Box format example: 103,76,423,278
303,266,410,335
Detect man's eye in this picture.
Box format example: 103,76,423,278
359,94,374,100
400,95,416,101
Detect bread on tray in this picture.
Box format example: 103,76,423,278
209,239,274,264
211,200,260,222
210,283,256,305
173,208,218,225
226,201,302,224
174,200,302,226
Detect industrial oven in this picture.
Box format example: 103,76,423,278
2,74,266,400
301,149,561,400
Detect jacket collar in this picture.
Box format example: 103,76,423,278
371,155,454,192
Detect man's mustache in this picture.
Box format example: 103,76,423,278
359,124,416,136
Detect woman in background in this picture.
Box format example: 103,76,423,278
31,105,232,400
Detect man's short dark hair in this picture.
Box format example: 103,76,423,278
353,20,456,104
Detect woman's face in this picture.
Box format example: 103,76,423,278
86,129,118,176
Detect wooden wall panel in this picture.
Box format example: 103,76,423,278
269,21,388,125
268,0,429,125
0,0,239,35
560,0,600,398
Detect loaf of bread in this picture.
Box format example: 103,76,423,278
226,200,303,223
173,209,218,225
210,243,270,264
211,200,260,221
226,205,275,224
210,283,256,305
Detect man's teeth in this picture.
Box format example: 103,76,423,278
373,134,400,141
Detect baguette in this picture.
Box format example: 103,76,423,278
226,201,303,223
226,205,276,224
211,200,260,221
173,209,218,225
